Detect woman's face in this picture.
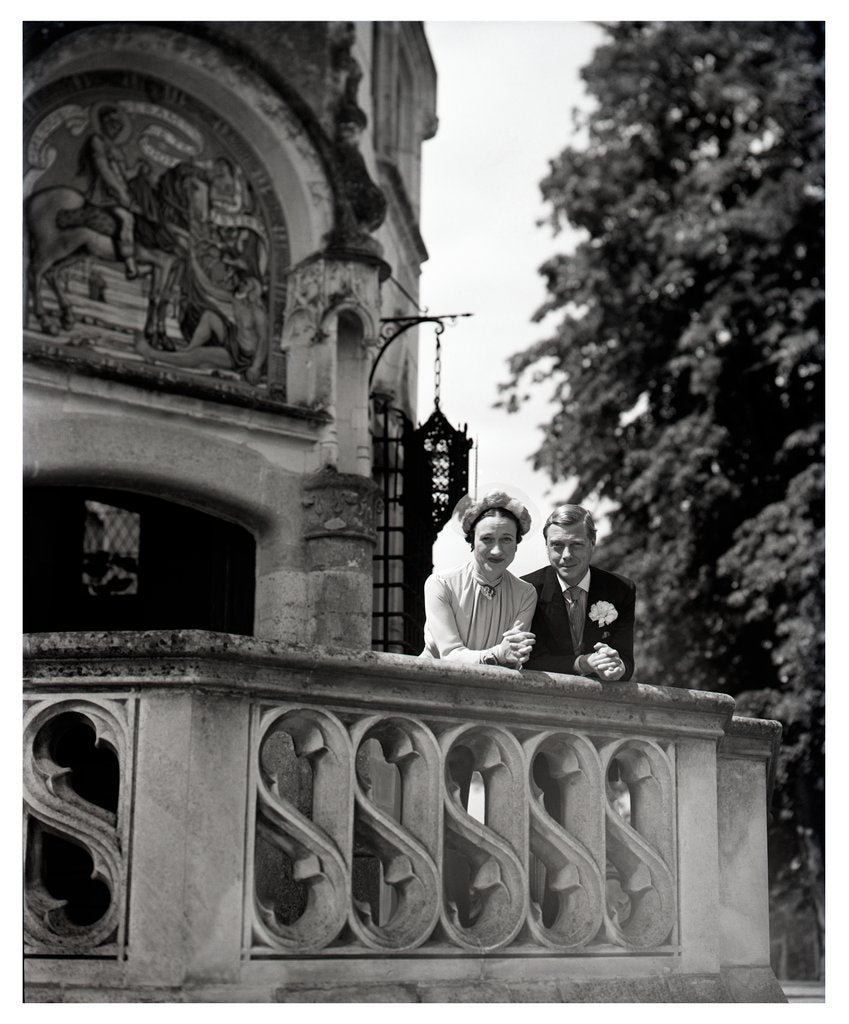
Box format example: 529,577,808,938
472,511,518,579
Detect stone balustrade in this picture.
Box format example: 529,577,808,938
23,630,785,1002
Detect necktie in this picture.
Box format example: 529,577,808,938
566,586,584,652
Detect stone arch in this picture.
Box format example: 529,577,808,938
24,411,308,643
24,24,333,261
23,25,336,395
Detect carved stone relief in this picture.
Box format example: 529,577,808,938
24,71,288,392
282,256,381,409
302,466,380,544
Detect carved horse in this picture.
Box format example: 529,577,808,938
24,162,208,348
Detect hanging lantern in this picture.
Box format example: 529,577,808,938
404,330,473,544
405,408,472,542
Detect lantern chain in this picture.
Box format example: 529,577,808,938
433,329,442,409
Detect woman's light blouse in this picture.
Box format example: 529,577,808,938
421,561,537,663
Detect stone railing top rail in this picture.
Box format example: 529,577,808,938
20,630,777,750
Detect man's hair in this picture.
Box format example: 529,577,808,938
542,504,597,544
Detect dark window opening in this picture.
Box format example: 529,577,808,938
24,487,255,634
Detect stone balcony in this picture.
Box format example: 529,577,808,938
23,630,785,1002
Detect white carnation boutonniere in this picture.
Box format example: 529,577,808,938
589,601,618,628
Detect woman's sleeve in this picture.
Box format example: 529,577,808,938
424,575,488,664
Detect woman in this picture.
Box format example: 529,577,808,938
421,490,537,667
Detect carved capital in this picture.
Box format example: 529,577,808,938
302,466,379,543
283,256,381,345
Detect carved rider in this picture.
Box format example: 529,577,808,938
78,105,139,279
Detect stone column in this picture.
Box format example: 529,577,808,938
302,465,379,649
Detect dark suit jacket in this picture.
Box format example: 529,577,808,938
521,565,636,680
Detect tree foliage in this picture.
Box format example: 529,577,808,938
500,21,824,973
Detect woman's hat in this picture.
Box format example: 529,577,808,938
452,486,534,539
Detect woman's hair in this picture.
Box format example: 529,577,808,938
457,490,532,547
465,506,524,547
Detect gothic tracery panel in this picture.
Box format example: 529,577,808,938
437,724,529,951
524,731,606,950
246,705,680,958
23,697,134,956
348,716,442,950
251,707,353,953
599,739,677,949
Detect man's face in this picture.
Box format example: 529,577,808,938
545,522,594,587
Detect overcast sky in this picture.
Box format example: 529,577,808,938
417,20,605,576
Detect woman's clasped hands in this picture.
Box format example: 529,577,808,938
495,619,536,668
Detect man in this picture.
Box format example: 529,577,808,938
522,505,635,681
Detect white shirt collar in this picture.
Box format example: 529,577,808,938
556,568,591,594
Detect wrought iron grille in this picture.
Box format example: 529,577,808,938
82,501,141,597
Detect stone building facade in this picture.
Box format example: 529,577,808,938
23,20,436,651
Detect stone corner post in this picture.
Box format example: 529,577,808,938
716,716,787,1002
